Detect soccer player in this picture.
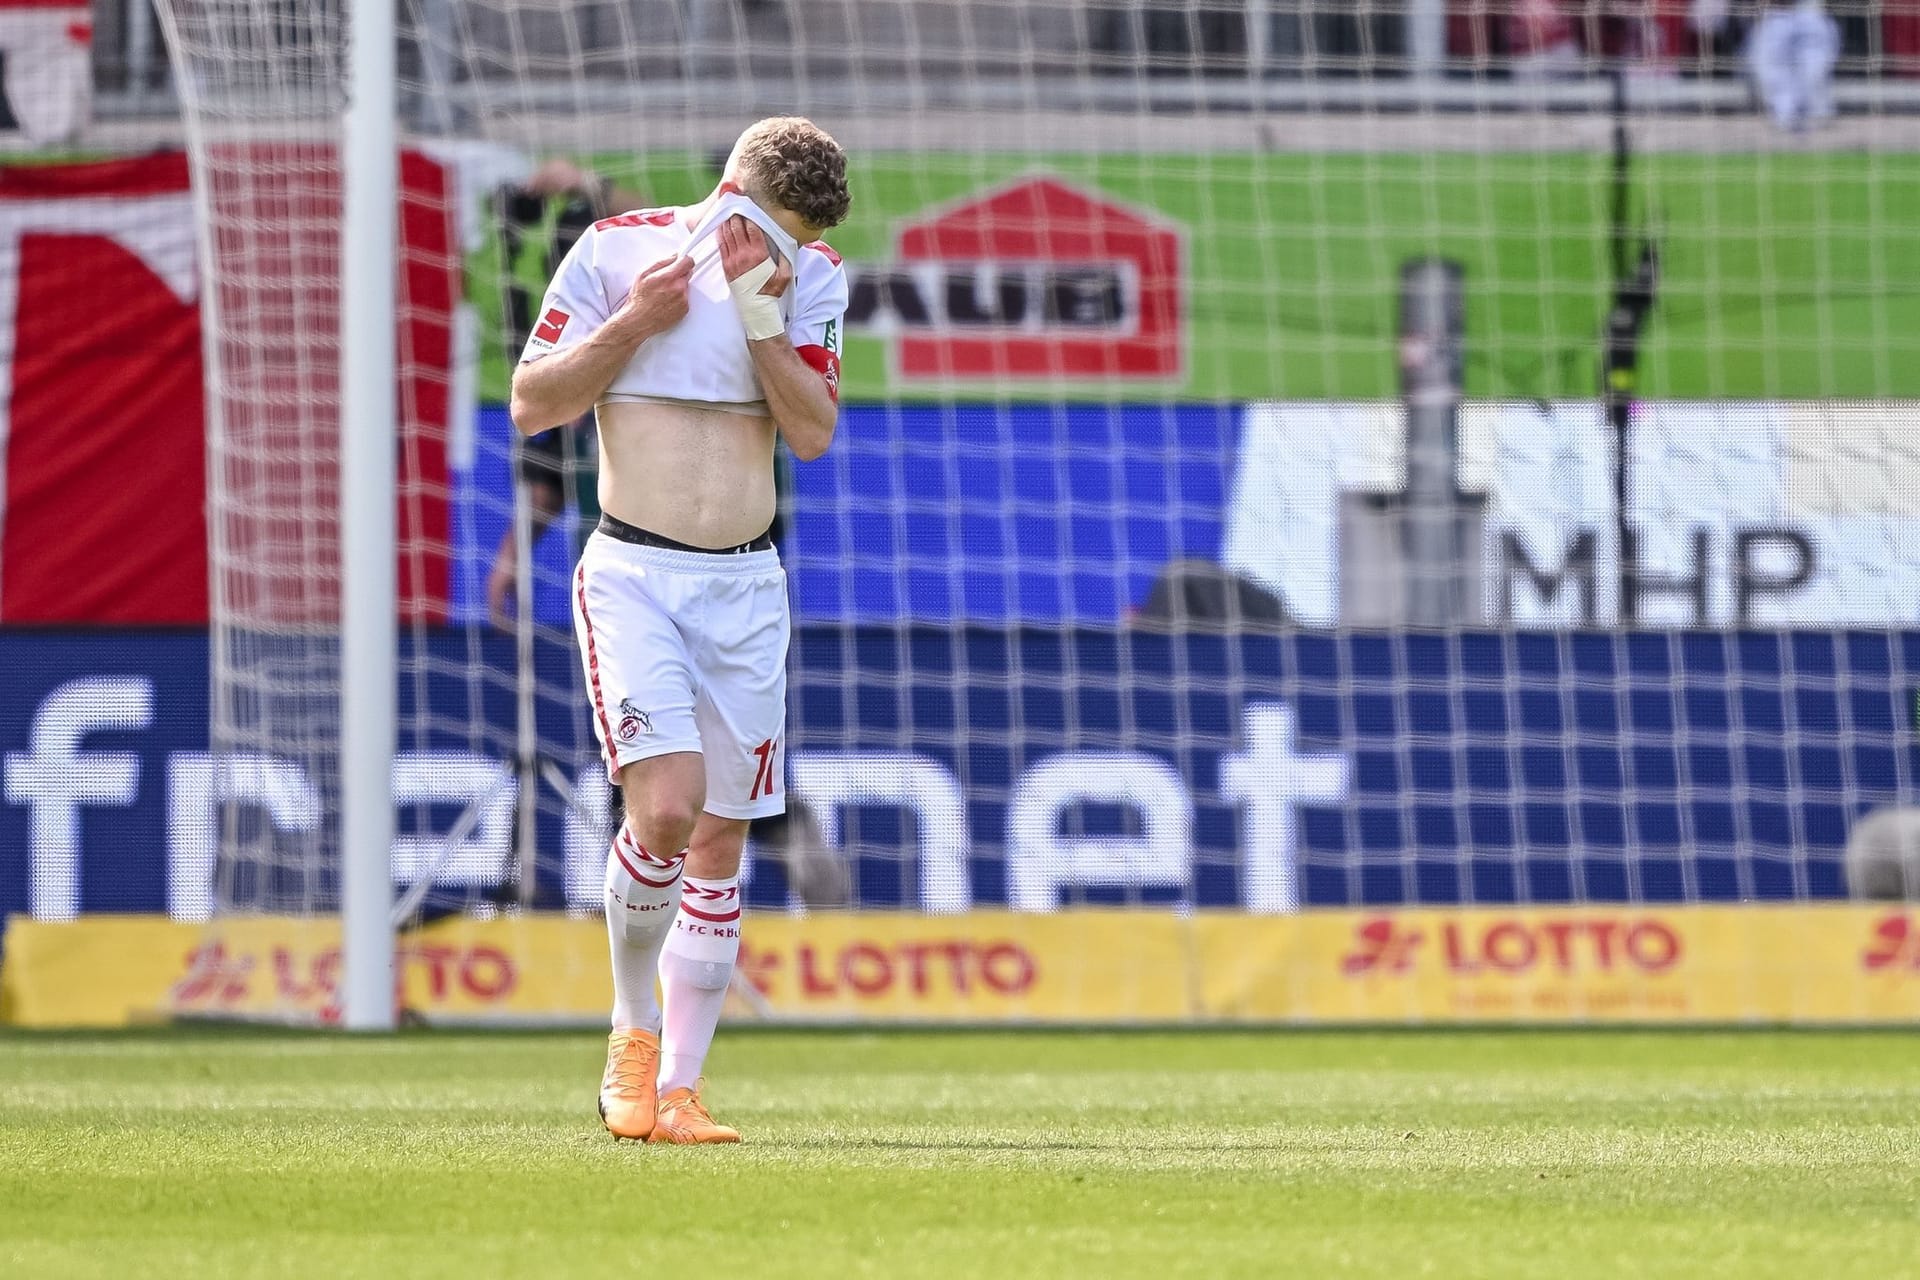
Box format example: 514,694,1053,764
509,118,850,1144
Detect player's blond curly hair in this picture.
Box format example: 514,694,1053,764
733,117,852,234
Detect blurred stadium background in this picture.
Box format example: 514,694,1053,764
3,0,1920,1029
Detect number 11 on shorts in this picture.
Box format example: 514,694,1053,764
749,738,779,800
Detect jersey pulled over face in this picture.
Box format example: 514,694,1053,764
519,198,848,413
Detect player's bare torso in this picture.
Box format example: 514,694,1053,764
596,399,775,549
592,199,776,549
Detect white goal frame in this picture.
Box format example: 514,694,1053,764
339,0,398,1031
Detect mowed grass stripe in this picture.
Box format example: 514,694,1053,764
2,1030,1917,1279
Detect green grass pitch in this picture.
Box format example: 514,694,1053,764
4,1030,1918,1278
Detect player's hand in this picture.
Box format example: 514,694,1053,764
612,254,693,341
719,216,792,299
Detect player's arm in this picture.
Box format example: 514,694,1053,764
510,247,694,437
719,217,840,462
747,333,837,462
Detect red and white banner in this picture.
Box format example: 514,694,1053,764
0,151,458,624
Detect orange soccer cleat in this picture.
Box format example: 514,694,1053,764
598,1029,662,1141
648,1085,741,1145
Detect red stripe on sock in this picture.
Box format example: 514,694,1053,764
679,902,741,924
613,842,683,891
619,829,682,870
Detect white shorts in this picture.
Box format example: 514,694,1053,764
571,531,789,819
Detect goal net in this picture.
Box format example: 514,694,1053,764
146,0,1920,1025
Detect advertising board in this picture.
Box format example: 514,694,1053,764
8,906,1918,1027
4,628,1913,922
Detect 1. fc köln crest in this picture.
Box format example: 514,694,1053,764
847,174,1186,384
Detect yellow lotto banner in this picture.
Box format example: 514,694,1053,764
4,905,1920,1027
1194,905,1920,1023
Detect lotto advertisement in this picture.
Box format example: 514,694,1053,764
7,906,1920,1028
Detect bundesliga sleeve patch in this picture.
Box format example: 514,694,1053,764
527,307,570,352
797,344,841,401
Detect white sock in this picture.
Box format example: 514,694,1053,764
604,825,685,1034
658,873,741,1093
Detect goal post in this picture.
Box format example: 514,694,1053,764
339,0,399,1032
149,0,407,1025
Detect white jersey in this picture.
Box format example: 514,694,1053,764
519,194,848,414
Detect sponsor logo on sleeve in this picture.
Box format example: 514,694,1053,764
527,307,570,352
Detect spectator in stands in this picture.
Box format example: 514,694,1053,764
1745,0,1841,129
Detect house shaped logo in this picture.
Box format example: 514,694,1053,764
847,174,1186,384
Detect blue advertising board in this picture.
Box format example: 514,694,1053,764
451,399,1920,632
4,627,1915,925
448,403,1239,628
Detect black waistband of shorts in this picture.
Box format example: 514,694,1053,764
596,511,774,556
